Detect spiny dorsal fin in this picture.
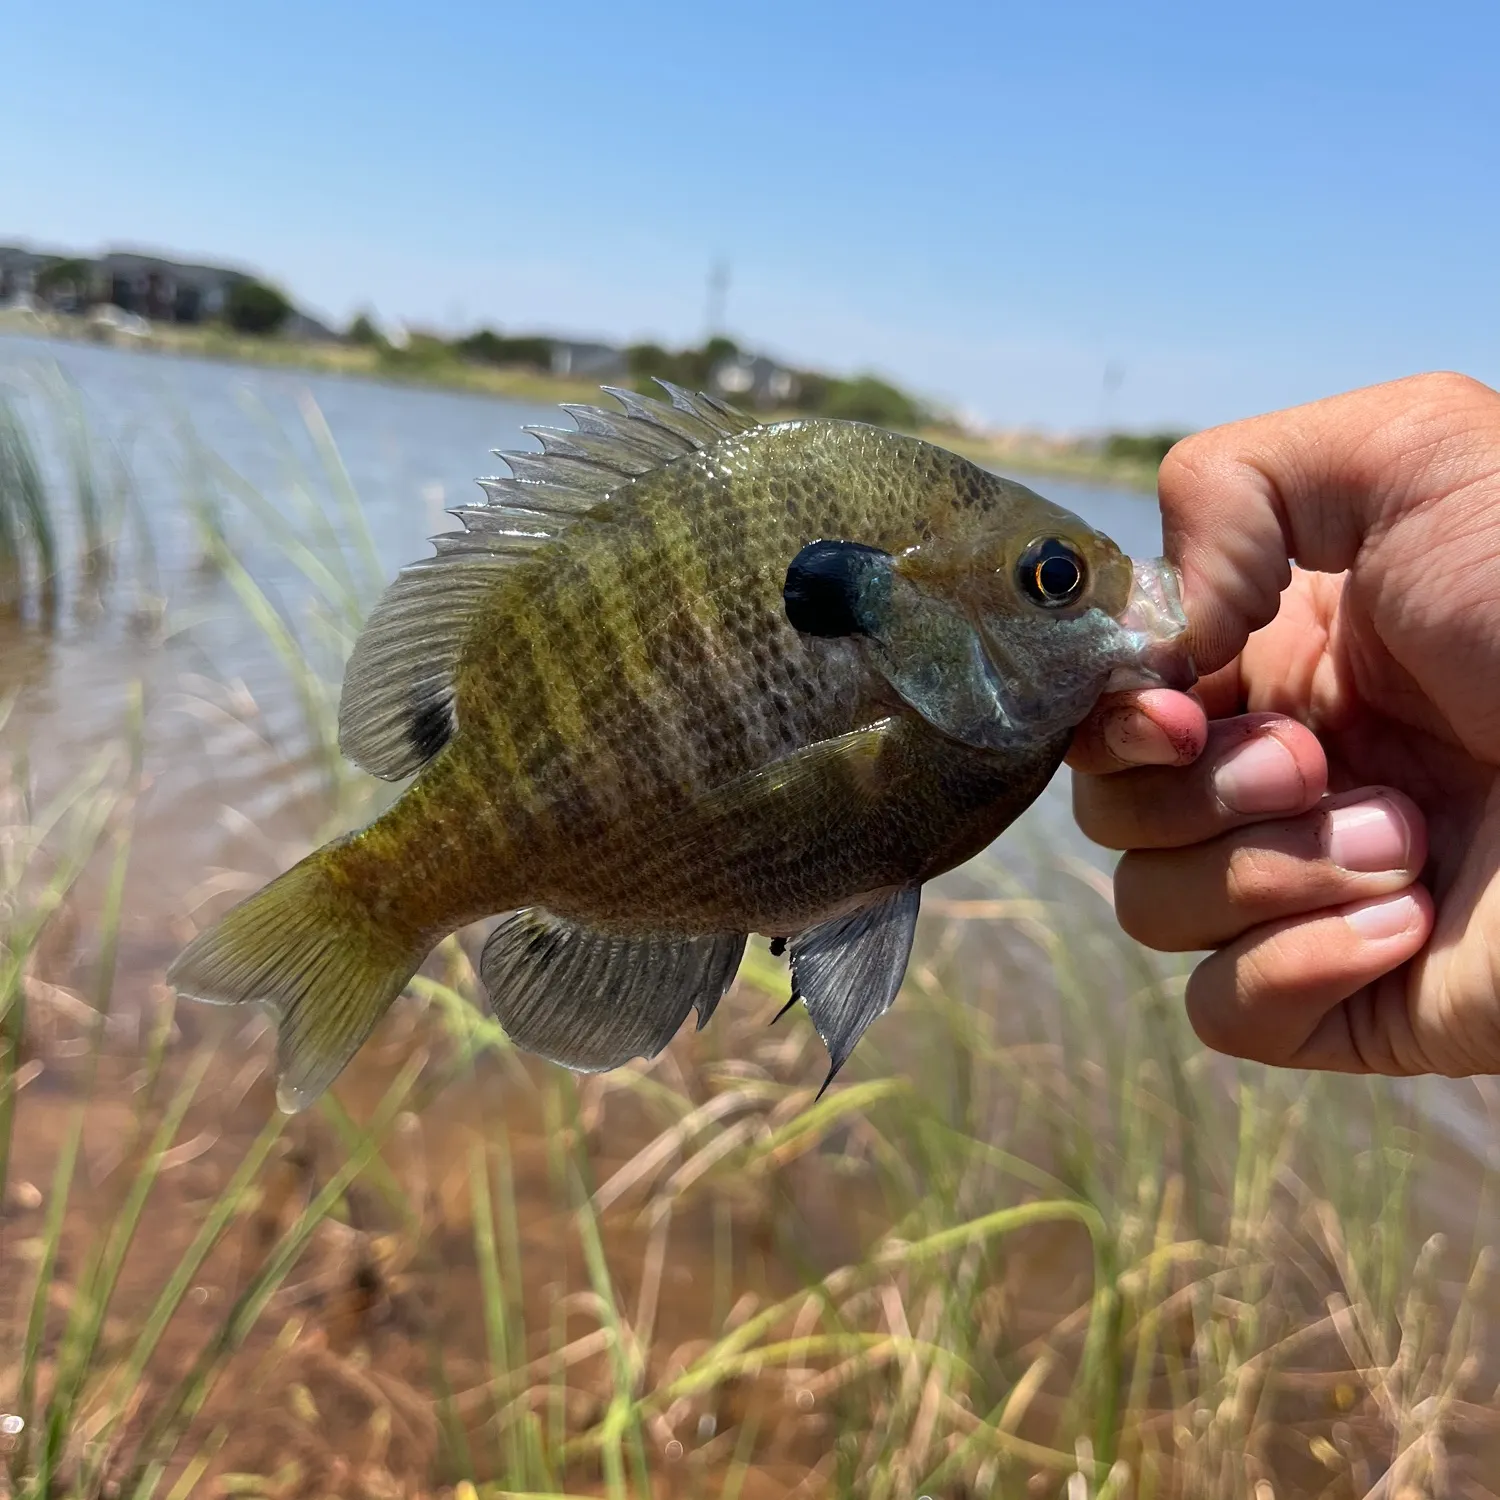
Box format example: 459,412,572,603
337,383,760,781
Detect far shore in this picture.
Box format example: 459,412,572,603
0,309,1162,493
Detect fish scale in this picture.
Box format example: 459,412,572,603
168,384,1191,1110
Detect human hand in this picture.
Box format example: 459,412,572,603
1068,373,1500,1076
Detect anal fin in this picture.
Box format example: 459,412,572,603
788,886,920,1094
480,910,747,1072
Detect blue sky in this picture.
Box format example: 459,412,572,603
4,0,1497,431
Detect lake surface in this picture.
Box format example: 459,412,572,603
2,330,1493,1164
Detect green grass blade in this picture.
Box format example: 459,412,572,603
40,1053,214,1484
13,1096,86,1482
124,1052,425,1478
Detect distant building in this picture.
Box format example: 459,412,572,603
712,352,798,408
96,249,249,323
549,340,627,379
0,243,334,337
0,246,46,307
0,244,250,322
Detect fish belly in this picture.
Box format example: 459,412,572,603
533,715,1071,936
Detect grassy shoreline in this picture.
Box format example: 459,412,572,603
0,309,1163,493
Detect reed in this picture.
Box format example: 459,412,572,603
0,393,59,622
0,366,139,625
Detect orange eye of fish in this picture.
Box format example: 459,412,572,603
1017,538,1087,609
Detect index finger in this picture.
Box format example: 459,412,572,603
1066,689,1207,775
1158,371,1500,677
1068,663,1246,775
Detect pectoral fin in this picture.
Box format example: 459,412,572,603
788,885,921,1094
660,718,903,866
480,909,746,1072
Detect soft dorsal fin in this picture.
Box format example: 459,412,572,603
337,383,760,781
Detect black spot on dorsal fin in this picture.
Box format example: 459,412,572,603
408,696,454,761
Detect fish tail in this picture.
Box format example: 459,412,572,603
167,841,428,1113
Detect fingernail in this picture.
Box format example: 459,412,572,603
1324,798,1410,873
1104,709,1179,766
1212,734,1304,814
1345,892,1421,939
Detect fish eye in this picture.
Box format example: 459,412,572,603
1016,537,1087,609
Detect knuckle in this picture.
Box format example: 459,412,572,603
1113,852,1208,952
1156,434,1213,493
1183,965,1244,1058
1389,373,1500,459
1069,775,1115,846
1111,855,1159,943
1071,774,1147,852
1405,369,1497,408
1231,942,1277,1018
1222,843,1287,913
1193,945,1284,1064
1157,428,1261,500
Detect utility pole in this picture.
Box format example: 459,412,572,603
706,259,730,340
1100,360,1124,433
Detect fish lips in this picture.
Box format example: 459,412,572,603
1104,557,1197,694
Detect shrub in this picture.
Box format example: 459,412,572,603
346,312,383,347
224,279,292,336
811,374,924,430
1103,430,1187,466
455,329,553,370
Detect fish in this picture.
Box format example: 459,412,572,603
168,383,1192,1111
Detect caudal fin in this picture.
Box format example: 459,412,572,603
167,849,426,1112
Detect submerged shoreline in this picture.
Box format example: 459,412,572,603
0,310,1163,493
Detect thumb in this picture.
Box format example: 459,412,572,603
1157,372,1500,676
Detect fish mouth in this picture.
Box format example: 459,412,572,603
1104,557,1196,693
